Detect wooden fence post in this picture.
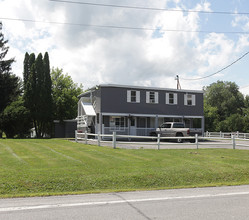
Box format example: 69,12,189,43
75,130,78,142
98,132,101,146
195,134,199,149
113,132,116,149
232,135,236,149
157,134,160,150
84,130,87,145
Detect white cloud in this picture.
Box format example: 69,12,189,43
232,14,249,31
1,0,249,93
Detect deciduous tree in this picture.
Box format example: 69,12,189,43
204,81,245,132
0,97,31,138
51,68,83,121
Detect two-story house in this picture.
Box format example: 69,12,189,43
77,84,204,136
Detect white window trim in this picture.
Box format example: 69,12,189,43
127,90,140,103
146,91,159,104
184,94,196,106
166,93,177,105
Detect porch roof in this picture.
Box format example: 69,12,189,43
81,102,96,116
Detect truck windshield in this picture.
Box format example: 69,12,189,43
161,124,171,128
172,123,184,128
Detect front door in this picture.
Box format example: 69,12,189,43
130,117,136,136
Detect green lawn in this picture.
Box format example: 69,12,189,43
1,139,249,198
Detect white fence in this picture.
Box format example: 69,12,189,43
103,127,156,136
75,131,249,150
205,131,249,139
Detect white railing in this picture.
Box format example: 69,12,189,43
75,131,249,150
103,127,155,136
205,131,249,139
77,115,87,128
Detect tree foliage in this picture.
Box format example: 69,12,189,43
204,81,247,132
0,22,20,112
51,68,83,121
23,52,52,138
0,22,21,137
0,97,31,138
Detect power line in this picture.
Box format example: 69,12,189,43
181,51,249,81
1,17,249,35
49,0,249,15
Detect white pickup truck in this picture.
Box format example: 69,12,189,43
150,122,193,143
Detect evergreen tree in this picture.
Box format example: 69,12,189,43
0,22,20,137
23,52,52,138
43,52,53,134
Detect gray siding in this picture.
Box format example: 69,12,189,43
100,86,203,116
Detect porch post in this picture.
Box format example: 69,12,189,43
201,116,205,136
155,115,158,128
99,113,102,135
128,116,130,136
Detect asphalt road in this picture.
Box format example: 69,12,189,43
1,185,249,219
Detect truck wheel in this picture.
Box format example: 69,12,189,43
150,132,157,137
150,132,157,141
176,133,183,143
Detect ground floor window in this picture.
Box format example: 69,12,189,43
110,116,125,130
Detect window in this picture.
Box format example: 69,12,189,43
172,123,185,128
161,123,171,128
184,94,196,106
146,91,159,104
127,90,140,103
110,116,125,130
131,91,136,102
166,93,177,105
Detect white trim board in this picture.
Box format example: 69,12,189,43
101,113,203,118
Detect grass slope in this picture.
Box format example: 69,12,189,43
0,139,249,197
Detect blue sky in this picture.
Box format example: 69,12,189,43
0,0,249,94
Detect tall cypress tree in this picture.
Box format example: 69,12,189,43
23,52,52,138
43,52,53,135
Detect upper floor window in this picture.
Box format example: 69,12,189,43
166,93,177,105
146,91,159,104
127,90,140,103
184,94,196,106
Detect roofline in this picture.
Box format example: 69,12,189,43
78,83,203,97
99,84,203,93
78,86,97,98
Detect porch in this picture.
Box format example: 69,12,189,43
95,114,204,136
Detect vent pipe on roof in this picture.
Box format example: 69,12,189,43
175,75,181,90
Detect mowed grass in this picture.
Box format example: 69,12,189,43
1,139,249,197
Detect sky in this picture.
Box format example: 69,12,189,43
0,0,249,94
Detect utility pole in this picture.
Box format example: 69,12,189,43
175,75,181,90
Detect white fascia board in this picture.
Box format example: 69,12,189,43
101,113,130,116
102,113,157,117
101,113,203,118
183,115,204,119
101,112,204,119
